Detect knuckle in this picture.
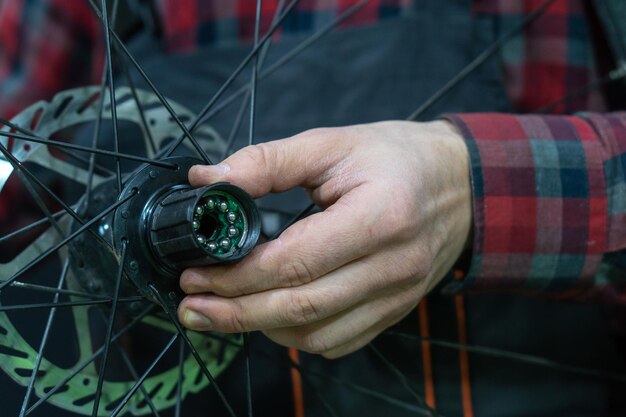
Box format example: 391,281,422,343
238,143,275,177
179,275,195,293
385,250,432,288
214,268,253,296
212,281,243,297
387,204,419,240
220,302,247,333
277,257,315,288
179,270,209,293
374,188,420,242
404,250,433,282
298,332,332,355
280,292,320,326
239,143,269,165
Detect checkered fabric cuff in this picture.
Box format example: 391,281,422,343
444,113,610,294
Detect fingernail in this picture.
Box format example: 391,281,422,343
197,163,230,176
182,309,212,329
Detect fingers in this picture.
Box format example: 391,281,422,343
180,188,388,297
188,128,353,198
264,289,416,358
178,252,398,333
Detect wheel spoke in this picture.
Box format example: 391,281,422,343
271,203,316,239
86,58,109,204
97,286,160,417
91,240,127,416
25,304,155,415
161,0,304,159
109,334,179,417
195,0,369,129
118,53,158,156
384,331,626,384
0,129,177,169
174,338,185,417
283,354,431,415
206,331,428,416
243,333,253,417
0,143,65,239
0,115,110,175
108,327,162,417
0,209,67,243
298,366,340,417
1,115,110,184
407,0,558,121
223,90,250,159
533,64,626,113
0,297,143,312
0,141,111,248
85,0,212,164
0,191,136,290
9,280,110,300
86,0,121,203
99,0,122,194
149,284,238,417
368,344,437,416
240,3,263,416
18,260,70,417
223,0,284,158
12,168,64,241
52,148,115,177
247,0,263,150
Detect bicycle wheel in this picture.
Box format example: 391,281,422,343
1,0,625,416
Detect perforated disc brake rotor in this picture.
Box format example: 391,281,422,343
0,87,244,416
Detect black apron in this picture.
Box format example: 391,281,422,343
106,1,625,416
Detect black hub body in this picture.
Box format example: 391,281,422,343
113,157,259,308
70,157,260,311
69,180,149,315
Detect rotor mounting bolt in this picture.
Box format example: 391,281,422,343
192,220,200,230
226,212,237,222
218,201,228,213
207,241,218,252
205,198,215,210
195,205,204,216
197,235,207,245
227,226,238,237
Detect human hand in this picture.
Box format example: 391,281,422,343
178,120,472,358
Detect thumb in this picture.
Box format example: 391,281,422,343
188,129,347,197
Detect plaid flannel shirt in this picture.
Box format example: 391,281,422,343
0,0,624,300
447,112,626,302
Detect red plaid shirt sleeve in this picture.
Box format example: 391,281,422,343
0,0,102,119
446,113,626,302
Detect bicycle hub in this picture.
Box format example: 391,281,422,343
112,157,260,306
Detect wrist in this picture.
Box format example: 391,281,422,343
434,119,473,251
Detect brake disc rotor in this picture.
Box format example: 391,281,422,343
0,87,244,415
